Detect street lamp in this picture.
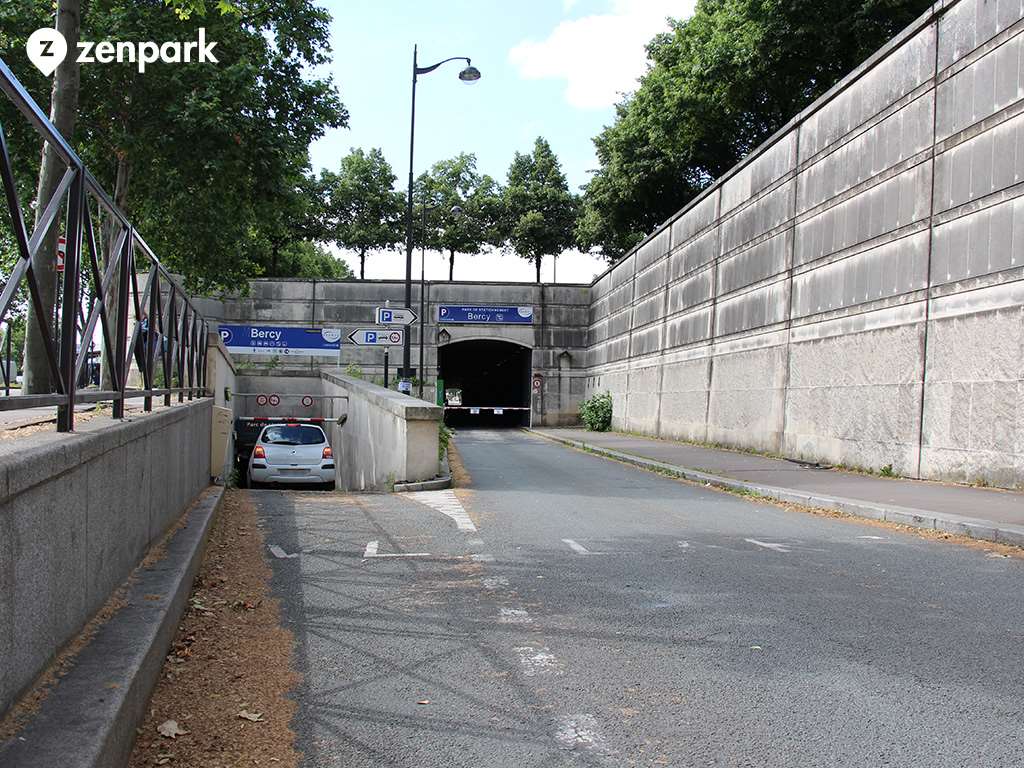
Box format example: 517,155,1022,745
402,45,480,394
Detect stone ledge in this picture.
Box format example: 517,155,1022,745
0,485,224,768
321,371,442,421
0,399,212,502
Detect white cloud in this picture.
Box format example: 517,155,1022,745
509,0,694,110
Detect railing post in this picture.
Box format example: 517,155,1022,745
165,286,176,407
57,169,84,432
144,268,158,412
112,227,132,419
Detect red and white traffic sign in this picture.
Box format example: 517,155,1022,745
301,395,314,407
256,394,268,407
56,235,66,273
532,374,543,391
268,394,281,407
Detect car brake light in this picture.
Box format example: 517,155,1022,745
322,446,333,459
253,445,266,459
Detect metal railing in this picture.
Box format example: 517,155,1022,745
0,57,210,431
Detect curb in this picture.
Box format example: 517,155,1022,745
525,429,1024,549
0,485,225,768
394,474,452,492
394,449,453,492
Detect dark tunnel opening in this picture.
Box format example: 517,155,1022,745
438,340,532,428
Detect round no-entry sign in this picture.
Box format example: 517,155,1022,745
388,330,402,344
532,374,543,391
268,394,281,407
255,394,268,407
301,395,314,407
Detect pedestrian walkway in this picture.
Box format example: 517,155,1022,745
528,428,1024,547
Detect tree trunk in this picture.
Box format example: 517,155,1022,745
359,247,366,279
448,250,455,281
535,256,542,284
22,0,82,394
99,155,132,391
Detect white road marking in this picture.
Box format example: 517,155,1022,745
677,541,690,549
745,538,791,553
472,553,495,562
514,646,561,676
362,540,430,559
268,545,298,559
483,576,509,590
499,608,532,624
555,714,606,752
857,535,886,540
407,489,477,532
562,538,590,555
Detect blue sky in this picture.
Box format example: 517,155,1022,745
310,0,693,283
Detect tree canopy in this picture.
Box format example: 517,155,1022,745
577,0,934,261
503,137,578,283
415,153,503,281
321,148,404,279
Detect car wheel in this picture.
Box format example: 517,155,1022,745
322,480,336,491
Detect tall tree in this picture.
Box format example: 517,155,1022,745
21,0,81,394
578,0,934,261
321,148,403,279
416,153,503,281
503,137,578,283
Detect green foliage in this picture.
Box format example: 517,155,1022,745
579,0,934,260
164,0,239,20
438,424,452,461
344,362,364,379
260,241,352,280
415,153,504,280
321,148,404,279
578,391,613,432
880,463,896,477
0,0,348,293
503,137,578,283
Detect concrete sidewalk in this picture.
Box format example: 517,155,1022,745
528,428,1024,548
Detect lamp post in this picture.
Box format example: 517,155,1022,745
402,45,480,394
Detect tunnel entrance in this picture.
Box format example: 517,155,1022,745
438,340,531,428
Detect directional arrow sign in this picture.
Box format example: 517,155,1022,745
375,307,418,326
348,328,404,346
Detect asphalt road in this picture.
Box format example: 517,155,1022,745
256,429,1024,767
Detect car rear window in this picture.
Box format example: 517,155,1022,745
260,425,326,445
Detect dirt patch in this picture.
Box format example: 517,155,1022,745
448,439,471,488
127,490,301,768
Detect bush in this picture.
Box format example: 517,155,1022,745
579,391,613,432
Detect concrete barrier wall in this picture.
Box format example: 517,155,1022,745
200,280,591,427
584,0,1024,487
320,371,442,491
0,399,212,716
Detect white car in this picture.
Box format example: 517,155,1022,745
248,422,336,490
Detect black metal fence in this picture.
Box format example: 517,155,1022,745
0,58,210,431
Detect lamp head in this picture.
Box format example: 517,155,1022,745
459,64,481,82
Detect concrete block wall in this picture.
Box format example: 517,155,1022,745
0,399,212,716
584,0,1024,487
320,371,443,490
206,279,591,428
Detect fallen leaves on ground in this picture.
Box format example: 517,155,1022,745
127,491,300,768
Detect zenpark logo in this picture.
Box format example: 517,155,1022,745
26,27,218,76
